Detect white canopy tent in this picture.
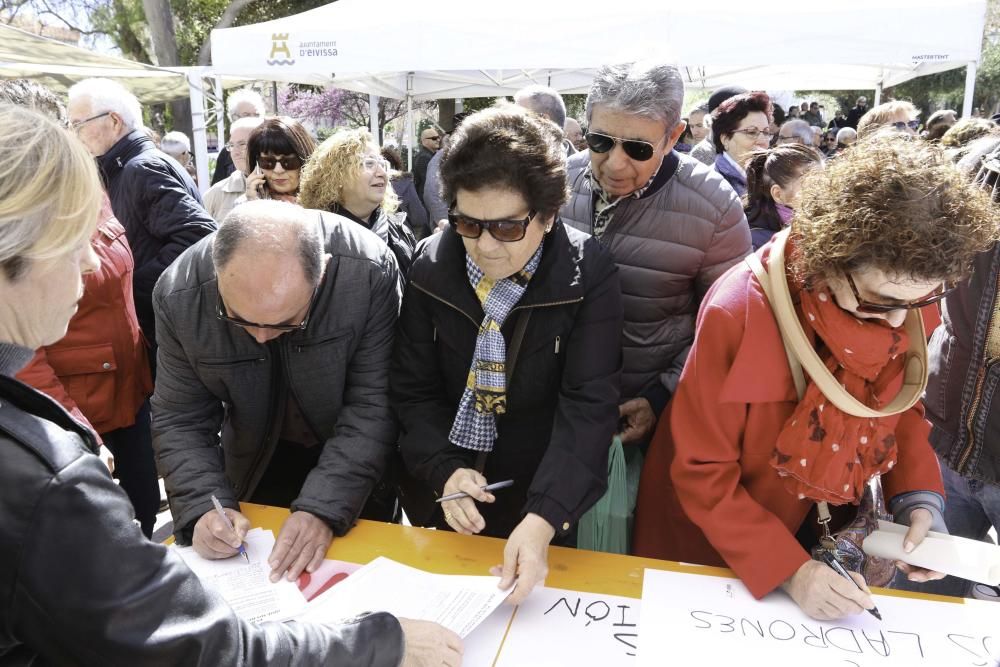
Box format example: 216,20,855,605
205,0,986,181
210,0,985,99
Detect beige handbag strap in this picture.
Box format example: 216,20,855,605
759,228,928,418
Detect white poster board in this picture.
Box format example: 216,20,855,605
639,568,1000,667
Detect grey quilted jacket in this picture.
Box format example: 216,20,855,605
560,150,751,405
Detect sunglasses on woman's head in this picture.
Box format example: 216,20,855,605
448,208,537,242
256,154,303,170
846,273,954,314
584,131,662,162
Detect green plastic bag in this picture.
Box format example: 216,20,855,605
577,436,643,554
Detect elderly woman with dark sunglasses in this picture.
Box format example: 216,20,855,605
243,116,316,204
634,134,998,621
391,104,624,605
711,91,774,196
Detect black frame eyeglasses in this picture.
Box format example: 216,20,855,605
846,273,954,314
216,285,319,332
584,131,665,161
68,111,110,132
255,154,303,171
448,208,538,242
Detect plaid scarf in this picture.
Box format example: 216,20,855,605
588,163,659,238
449,243,544,452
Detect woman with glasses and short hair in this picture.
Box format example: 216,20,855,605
710,91,775,196
391,104,624,605
243,116,316,204
299,129,416,276
856,100,921,139
634,134,998,621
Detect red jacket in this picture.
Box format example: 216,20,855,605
633,248,944,599
17,201,152,436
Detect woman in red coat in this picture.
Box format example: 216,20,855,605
633,134,998,620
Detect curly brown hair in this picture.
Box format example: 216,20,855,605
440,103,568,217
790,133,999,285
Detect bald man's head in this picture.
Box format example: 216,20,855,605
420,127,441,152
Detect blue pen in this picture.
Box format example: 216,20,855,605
819,550,882,620
211,495,249,563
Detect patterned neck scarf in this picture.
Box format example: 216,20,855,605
588,162,660,238
770,285,909,504
449,242,545,452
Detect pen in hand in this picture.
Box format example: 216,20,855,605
819,550,882,620
436,479,514,503
210,495,249,563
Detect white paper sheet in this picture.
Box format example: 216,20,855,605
639,568,1000,667
295,557,510,638
864,519,1000,585
488,586,641,666
173,528,307,624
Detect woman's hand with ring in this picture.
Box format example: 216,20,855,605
440,468,495,535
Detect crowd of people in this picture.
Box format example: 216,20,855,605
2,60,1000,664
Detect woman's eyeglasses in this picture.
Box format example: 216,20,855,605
448,208,537,242
360,157,390,173
846,273,954,314
892,120,921,131
731,127,774,140
584,131,664,162
256,154,303,171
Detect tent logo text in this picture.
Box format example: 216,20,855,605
268,33,295,66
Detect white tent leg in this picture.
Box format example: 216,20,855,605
963,61,978,118
214,76,226,146
873,82,882,107
188,71,210,194
406,73,414,171
369,94,380,141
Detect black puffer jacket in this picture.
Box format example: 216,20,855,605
0,344,403,666
391,221,623,540
99,130,217,346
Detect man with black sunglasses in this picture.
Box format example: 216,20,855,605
151,200,402,588
561,62,752,448
413,127,441,197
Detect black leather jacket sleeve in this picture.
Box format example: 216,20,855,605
10,451,404,666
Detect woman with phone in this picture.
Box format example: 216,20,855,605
244,117,316,204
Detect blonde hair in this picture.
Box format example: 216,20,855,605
0,104,101,279
299,128,399,215
856,100,919,138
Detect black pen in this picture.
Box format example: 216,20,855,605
435,479,514,503
819,550,882,620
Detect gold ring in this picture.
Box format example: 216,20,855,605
443,510,453,521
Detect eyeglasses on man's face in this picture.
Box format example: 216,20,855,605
216,285,319,332
584,131,666,162
845,273,954,314
226,140,248,153
256,154,303,171
68,111,110,133
448,207,538,243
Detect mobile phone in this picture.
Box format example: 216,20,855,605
253,164,266,197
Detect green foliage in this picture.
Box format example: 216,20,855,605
90,0,151,63
171,0,230,64
461,97,506,113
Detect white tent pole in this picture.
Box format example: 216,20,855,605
873,82,883,107
963,60,978,118
369,94,380,140
214,75,226,147
187,71,210,194
406,73,414,171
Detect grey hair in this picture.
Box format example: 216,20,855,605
213,200,324,285
229,116,264,137
836,127,858,145
780,119,813,144
160,130,190,156
68,78,142,131
226,87,266,121
585,62,685,129
513,84,567,129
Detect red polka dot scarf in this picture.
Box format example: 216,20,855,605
770,285,908,504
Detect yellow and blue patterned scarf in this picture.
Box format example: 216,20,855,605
449,243,544,452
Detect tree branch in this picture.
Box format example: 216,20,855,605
197,0,260,66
